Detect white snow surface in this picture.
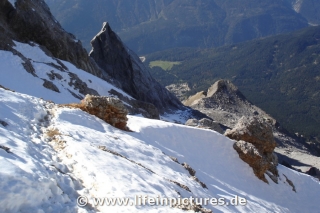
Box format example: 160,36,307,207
0,40,319,213
0,88,319,213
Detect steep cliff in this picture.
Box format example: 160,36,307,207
89,22,184,113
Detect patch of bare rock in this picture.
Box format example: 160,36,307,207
65,95,128,130
225,116,279,183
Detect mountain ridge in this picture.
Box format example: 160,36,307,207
44,0,318,54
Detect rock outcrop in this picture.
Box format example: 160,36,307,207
185,118,224,134
70,95,128,130
108,89,160,119
183,80,275,128
165,83,191,101
89,22,184,113
225,116,278,183
306,167,320,181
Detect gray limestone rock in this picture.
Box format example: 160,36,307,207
185,119,199,127
89,22,184,113
185,118,224,133
183,80,274,128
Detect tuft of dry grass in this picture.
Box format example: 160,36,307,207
46,128,61,138
60,97,129,131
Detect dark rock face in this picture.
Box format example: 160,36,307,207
42,79,60,93
182,163,196,176
89,22,184,113
0,0,105,79
0,145,11,153
225,116,278,183
108,89,160,119
0,119,8,127
306,167,320,181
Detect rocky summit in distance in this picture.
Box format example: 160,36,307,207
183,79,272,128
89,22,184,113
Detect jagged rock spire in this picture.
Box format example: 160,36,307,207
89,22,184,113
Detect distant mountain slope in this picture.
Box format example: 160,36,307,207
146,26,320,141
45,0,310,54
288,0,320,25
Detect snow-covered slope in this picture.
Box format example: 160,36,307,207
1,88,319,213
0,41,131,104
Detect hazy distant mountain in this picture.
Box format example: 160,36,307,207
45,0,312,54
288,0,320,25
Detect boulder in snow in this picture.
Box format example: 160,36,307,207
72,95,128,130
225,116,278,183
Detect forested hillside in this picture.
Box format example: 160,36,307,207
146,26,320,141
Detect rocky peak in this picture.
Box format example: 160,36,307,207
89,22,184,113
206,79,245,98
183,79,275,128
1,0,104,78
